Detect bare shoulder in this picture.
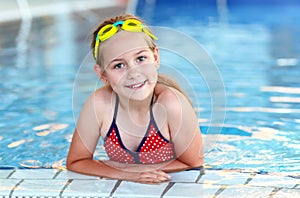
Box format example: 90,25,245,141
92,86,114,105
154,83,190,111
82,86,114,118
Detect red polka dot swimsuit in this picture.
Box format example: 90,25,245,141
104,95,176,164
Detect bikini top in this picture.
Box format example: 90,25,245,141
103,95,176,164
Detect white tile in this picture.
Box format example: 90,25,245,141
113,181,168,197
0,170,14,178
273,188,300,198
0,179,21,196
12,179,67,196
248,174,298,188
169,170,199,183
164,183,220,198
10,169,58,179
62,179,116,197
218,186,274,198
198,170,250,186
55,170,99,180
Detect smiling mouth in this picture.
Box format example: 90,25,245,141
126,80,147,89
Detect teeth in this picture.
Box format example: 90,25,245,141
128,81,145,89
130,83,142,88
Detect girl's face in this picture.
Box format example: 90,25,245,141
96,31,160,101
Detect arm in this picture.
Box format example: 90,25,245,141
66,92,170,183
162,88,204,170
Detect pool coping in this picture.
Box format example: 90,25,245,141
1,168,299,197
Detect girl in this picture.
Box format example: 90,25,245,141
67,14,204,184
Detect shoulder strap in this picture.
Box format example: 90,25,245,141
149,94,155,119
113,94,119,120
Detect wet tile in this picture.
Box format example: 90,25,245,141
198,170,250,185
11,179,67,196
0,179,21,196
0,169,14,178
248,174,298,188
55,170,99,180
10,169,58,179
62,179,117,197
113,181,168,197
169,170,199,183
273,188,300,198
217,186,273,198
164,183,220,198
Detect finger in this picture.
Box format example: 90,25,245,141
139,171,170,183
152,170,171,180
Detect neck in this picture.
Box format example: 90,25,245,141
118,93,153,119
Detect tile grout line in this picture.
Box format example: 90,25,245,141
9,179,24,197
52,169,62,179
160,182,175,198
195,170,205,183
268,187,282,198
109,180,122,197
213,185,227,197
243,172,257,185
59,179,73,197
6,169,16,179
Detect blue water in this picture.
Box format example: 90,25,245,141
0,1,299,173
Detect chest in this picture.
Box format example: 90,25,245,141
101,110,170,152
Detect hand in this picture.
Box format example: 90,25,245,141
132,169,171,184
103,160,171,184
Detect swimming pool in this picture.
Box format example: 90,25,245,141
0,0,299,174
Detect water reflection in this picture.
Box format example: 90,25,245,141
1,1,300,172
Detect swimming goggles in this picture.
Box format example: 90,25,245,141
94,19,158,59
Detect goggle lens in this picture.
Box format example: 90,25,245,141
94,19,157,59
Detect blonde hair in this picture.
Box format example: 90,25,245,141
91,14,190,102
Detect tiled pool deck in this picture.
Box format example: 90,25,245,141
1,168,299,197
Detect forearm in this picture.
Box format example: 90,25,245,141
160,159,196,173
67,158,129,180
104,159,198,173
67,159,170,183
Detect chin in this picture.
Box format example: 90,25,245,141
126,91,152,101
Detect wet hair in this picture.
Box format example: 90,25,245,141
91,14,191,103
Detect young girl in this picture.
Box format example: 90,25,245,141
67,14,204,184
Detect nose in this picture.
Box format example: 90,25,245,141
127,64,141,80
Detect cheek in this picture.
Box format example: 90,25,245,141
147,67,158,81
107,72,127,88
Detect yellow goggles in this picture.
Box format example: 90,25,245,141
94,19,158,59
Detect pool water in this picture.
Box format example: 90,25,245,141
1,1,300,173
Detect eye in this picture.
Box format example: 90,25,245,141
113,63,125,70
137,55,146,62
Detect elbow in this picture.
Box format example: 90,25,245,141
66,155,78,171
186,157,204,169
66,158,74,171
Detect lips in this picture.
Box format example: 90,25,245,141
126,80,147,89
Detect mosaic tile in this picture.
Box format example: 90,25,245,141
169,170,200,183
164,183,219,198
11,179,67,196
55,170,99,180
0,179,21,196
62,179,116,197
273,188,300,198
248,174,298,188
10,169,58,179
198,170,250,185
217,186,274,198
113,181,168,197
